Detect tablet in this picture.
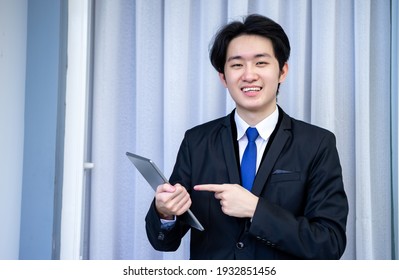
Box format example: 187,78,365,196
126,152,204,231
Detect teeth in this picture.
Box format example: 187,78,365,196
243,87,261,92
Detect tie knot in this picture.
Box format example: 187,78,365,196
246,127,259,142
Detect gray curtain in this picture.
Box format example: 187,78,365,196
88,0,396,259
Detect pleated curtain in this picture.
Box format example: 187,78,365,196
88,0,396,260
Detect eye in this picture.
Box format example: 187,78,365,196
256,61,268,66
231,63,243,68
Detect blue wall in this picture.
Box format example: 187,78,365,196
19,0,65,259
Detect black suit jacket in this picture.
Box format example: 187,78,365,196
145,107,348,259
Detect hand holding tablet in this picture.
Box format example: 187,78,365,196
126,152,204,231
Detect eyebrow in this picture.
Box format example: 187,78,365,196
226,53,272,62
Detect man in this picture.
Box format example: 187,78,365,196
145,14,348,259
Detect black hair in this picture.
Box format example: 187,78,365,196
209,14,290,74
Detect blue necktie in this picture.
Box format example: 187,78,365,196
241,127,259,190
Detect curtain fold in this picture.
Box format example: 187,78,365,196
392,0,399,260
88,0,395,259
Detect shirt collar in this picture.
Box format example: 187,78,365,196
235,106,279,141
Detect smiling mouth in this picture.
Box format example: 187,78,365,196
242,87,262,94
242,87,261,92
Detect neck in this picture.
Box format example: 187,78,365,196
236,105,277,126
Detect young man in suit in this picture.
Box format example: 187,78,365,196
145,14,349,259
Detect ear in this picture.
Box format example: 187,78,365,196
218,72,228,88
278,63,289,83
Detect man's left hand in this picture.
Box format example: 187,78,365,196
193,184,259,218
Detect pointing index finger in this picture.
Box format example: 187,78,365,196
194,184,225,193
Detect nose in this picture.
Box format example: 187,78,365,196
241,65,258,82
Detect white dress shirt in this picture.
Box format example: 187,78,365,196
235,106,279,172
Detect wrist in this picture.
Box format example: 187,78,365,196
158,211,174,220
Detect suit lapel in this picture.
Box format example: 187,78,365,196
251,110,292,196
220,113,241,185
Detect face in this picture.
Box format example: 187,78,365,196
219,34,288,124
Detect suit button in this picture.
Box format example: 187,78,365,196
236,242,244,249
157,232,165,240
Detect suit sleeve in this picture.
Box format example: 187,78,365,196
145,137,191,252
145,200,189,252
249,132,348,259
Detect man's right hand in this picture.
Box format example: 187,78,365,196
155,183,192,220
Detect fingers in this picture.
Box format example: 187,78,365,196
155,183,191,217
156,183,176,194
194,184,234,208
193,184,257,218
173,194,192,216
194,184,245,194
193,184,228,193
